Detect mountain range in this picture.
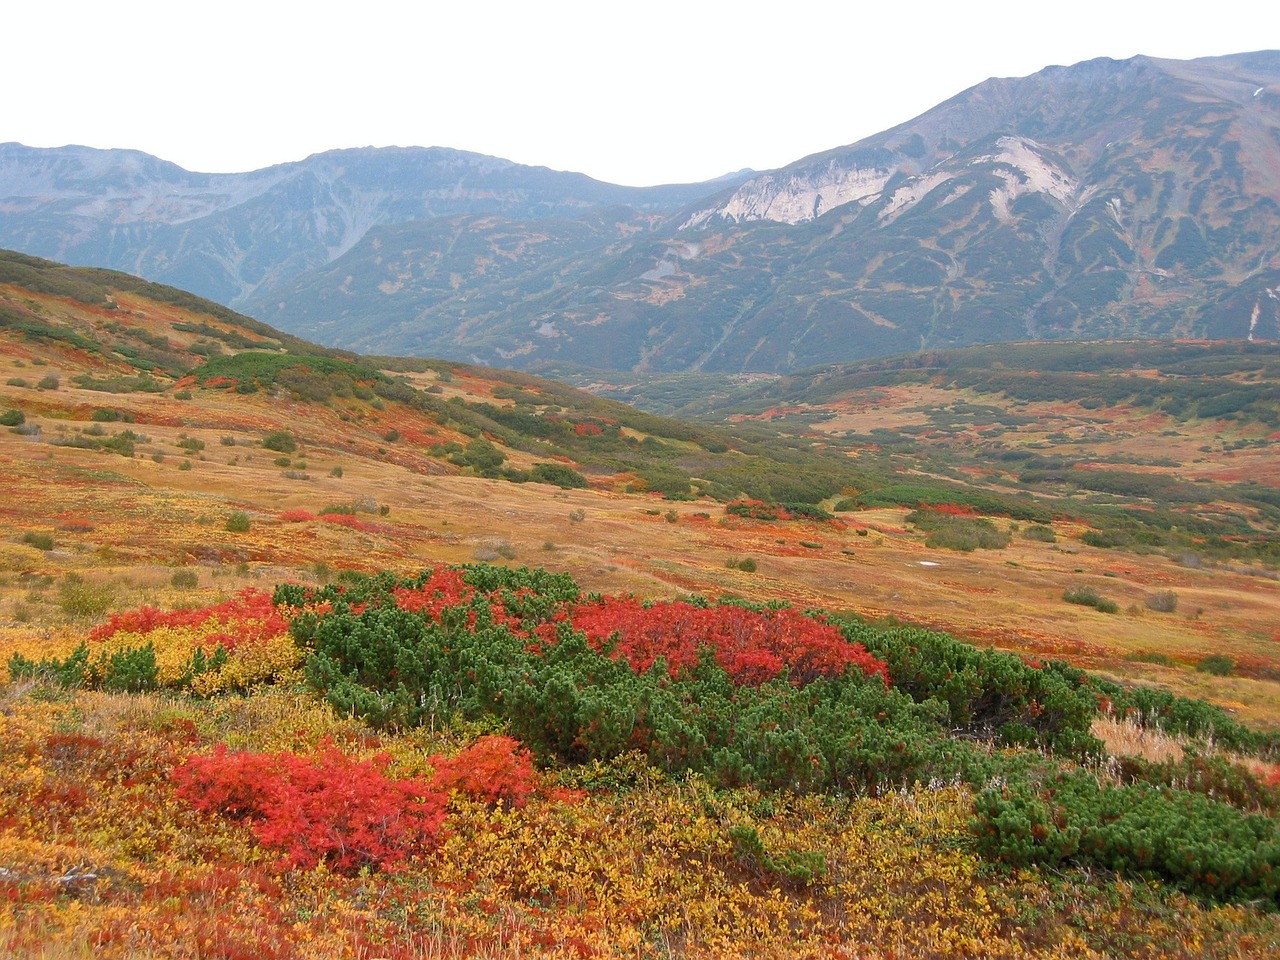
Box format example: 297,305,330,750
3,50,1278,373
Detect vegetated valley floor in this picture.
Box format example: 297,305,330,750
3,263,1280,958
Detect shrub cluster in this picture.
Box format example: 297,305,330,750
289,567,975,793
906,509,1011,552
172,744,447,873
1063,586,1119,614
973,771,1280,905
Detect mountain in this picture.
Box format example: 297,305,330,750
3,52,1279,372
0,143,743,310
240,51,1280,370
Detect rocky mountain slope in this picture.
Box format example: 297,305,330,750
242,51,1280,370
3,52,1279,372
0,143,738,310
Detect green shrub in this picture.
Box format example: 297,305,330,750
1022,524,1056,543
907,510,1011,552
21,531,54,551
0,408,25,426
170,569,199,589
262,431,297,453
972,770,1280,904
225,511,252,533
728,824,826,887
1063,586,1118,614
1145,590,1178,613
530,462,588,489
1197,654,1235,677
36,374,59,391
57,577,113,620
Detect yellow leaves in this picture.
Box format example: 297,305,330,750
2,686,1278,959
188,632,301,695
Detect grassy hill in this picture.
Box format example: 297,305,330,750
3,252,1280,958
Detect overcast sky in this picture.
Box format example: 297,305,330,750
6,1,1275,186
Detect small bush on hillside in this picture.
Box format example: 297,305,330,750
1197,654,1235,677
36,374,59,391
1022,524,1056,543
1,408,25,426
1063,586,1118,614
172,745,447,874
171,569,199,589
225,511,252,533
530,462,589,489
262,431,297,453
1145,590,1179,613
907,510,1011,552
57,576,113,620
21,531,54,551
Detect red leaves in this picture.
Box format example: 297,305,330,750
172,735,550,872
567,598,889,686
391,567,474,616
430,735,536,808
90,588,286,650
172,744,446,873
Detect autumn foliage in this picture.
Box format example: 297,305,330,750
172,743,447,873
429,735,536,808
568,596,889,685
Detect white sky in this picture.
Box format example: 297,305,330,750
5,1,1275,186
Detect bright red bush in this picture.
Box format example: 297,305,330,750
430,735,536,808
566,598,889,686
91,588,287,650
278,509,317,522
172,744,447,872
391,567,475,617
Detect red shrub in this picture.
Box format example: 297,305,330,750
278,509,317,523
430,735,536,808
566,598,889,686
91,588,287,649
172,744,447,873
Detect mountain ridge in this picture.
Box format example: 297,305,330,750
3,50,1279,372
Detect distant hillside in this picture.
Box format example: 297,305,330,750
0,143,742,310
243,52,1280,371
0,248,882,508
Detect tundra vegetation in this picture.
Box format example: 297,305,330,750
2,251,1279,957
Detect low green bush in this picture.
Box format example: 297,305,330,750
1063,586,1118,613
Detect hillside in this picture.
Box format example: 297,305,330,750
4,256,1280,958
